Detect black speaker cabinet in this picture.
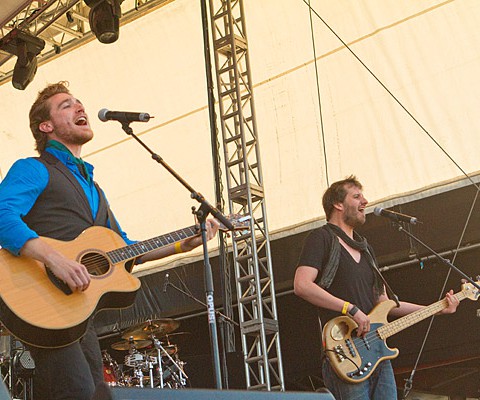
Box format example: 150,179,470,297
92,383,335,400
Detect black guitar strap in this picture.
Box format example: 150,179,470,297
364,247,400,307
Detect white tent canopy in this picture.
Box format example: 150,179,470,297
0,0,479,272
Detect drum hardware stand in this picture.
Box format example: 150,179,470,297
152,337,188,389
123,339,148,388
118,120,235,389
134,365,145,388
146,357,155,388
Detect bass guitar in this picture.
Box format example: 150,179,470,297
0,214,249,348
323,279,479,383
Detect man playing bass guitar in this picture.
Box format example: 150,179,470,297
294,176,459,399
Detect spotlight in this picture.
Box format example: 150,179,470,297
84,0,123,44
0,29,45,90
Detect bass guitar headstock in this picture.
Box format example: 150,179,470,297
461,278,480,301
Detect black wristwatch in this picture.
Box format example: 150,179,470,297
348,305,359,317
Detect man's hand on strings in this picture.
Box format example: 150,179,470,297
181,218,220,251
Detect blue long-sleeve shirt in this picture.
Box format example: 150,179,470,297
0,147,134,255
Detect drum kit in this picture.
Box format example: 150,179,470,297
103,318,189,389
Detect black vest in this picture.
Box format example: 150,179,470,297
22,152,110,241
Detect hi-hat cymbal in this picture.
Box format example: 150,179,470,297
121,318,180,341
111,339,151,351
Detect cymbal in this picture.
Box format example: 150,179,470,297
111,339,152,351
121,318,180,341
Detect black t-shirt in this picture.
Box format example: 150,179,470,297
297,227,377,324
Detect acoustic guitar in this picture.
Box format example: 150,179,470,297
0,215,249,348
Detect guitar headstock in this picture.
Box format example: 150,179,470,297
461,279,480,301
219,214,251,232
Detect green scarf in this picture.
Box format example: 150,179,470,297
46,140,91,183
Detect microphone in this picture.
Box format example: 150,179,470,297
373,207,419,225
162,273,169,293
98,108,151,123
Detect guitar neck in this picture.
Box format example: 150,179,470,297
106,225,199,264
378,291,466,339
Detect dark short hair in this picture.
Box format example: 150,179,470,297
29,81,71,153
322,175,363,220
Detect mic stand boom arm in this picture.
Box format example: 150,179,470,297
393,222,480,291
120,121,233,389
120,122,234,230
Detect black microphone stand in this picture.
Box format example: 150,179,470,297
119,121,233,389
392,222,480,291
388,220,480,399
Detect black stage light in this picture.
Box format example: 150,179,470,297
0,29,45,90
84,0,123,44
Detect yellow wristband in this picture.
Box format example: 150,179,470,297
341,301,350,315
174,242,183,254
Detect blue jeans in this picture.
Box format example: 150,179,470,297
322,357,397,399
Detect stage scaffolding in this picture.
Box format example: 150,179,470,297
208,0,285,391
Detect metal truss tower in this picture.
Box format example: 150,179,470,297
208,0,285,391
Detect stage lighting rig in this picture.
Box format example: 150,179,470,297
0,29,45,90
84,0,124,44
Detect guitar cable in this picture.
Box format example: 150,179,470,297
324,348,362,376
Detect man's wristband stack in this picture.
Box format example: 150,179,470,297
341,301,350,315
348,305,359,317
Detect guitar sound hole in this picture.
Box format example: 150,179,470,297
80,252,110,276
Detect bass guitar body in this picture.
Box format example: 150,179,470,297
323,300,399,383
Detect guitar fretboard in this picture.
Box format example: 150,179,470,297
378,291,466,339
107,225,199,264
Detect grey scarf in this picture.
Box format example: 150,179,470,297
318,223,383,299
